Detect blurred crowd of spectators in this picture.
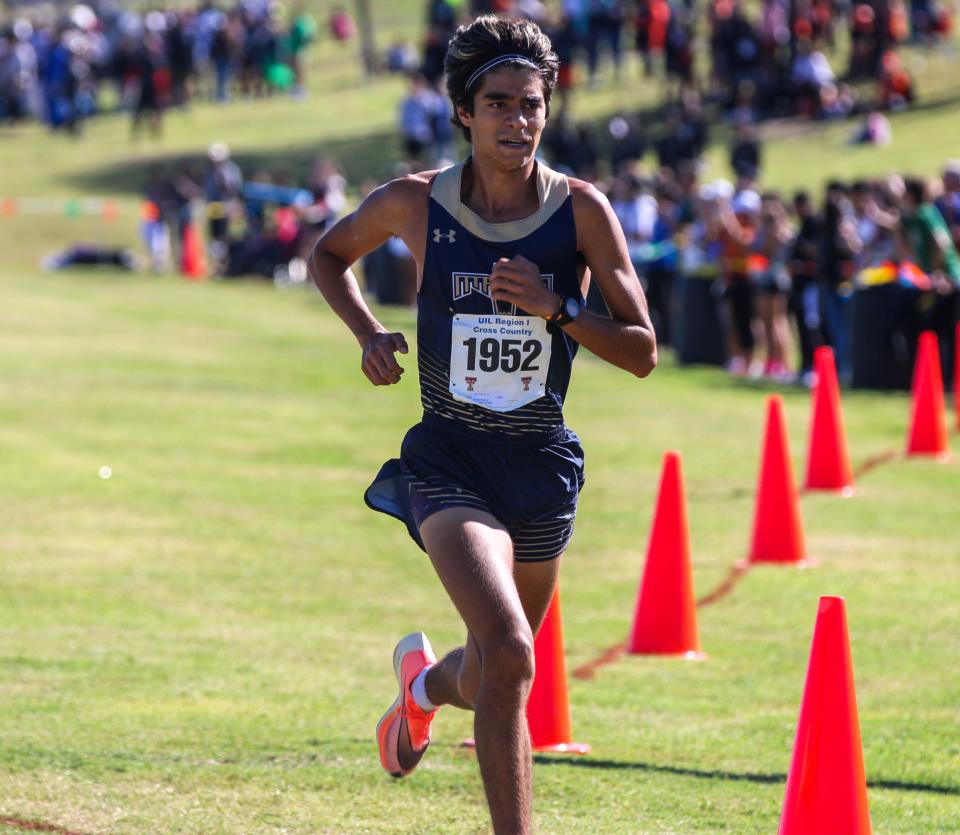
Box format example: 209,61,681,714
360,112,960,386
365,0,957,386
140,141,346,281
386,0,954,132
591,157,959,386
0,1,320,134
386,0,954,181
8,1,957,386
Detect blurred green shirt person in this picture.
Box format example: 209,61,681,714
901,180,960,284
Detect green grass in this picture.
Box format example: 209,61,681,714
1,256,959,834
1,9,959,833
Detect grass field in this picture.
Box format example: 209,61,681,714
1,6,960,833
2,251,959,834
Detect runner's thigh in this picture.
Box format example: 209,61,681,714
419,507,528,646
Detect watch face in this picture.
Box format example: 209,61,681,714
564,297,581,319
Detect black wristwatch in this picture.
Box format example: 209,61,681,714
546,295,581,328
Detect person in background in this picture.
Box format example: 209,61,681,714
664,6,695,93
645,183,679,346
820,181,860,384
208,10,232,102
398,71,442,163
790,38,835,117
936,161,960,250
204,141,244,270
656,108,698,174
716,188,761,376
850,179,899,272
633,0,670,77
788,189,824,384
680,180,724,286
141,168,173,272
546,13,577,117
570,121,601,181
130,31,168,139
899,177,960,372
730,120,761,181
680,89,709,158
287,4,317,99
610,172,657,269
607,113,646,174
585,0,626,86
165,10,193,108
752,191,794,379
308,155,347,222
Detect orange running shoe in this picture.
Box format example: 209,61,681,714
375,632,438,778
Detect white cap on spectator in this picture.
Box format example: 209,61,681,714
732,189,761,215
608,116,629,140
71,4,97,31
711,179,735,199
208,142,231,163
145,10,167,32
944,159,960,176
13,19,33,40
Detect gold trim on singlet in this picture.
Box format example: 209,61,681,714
430,158,570,243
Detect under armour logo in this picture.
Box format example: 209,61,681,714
433,228,456,243
465,376,477,391
521,376,532,392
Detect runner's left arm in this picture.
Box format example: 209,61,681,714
566,183,657,377
547,181,657,377
489,183,657,377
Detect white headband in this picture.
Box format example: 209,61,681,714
465,54,540,92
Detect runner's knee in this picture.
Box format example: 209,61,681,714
479,628,535,692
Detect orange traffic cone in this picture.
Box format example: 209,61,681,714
749,395,807,565
181,220,207,281
906,331,948,458
526,588,590,754
779,596,871,835
627,451,704,658
804,347,854,495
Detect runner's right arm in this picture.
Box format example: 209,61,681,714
308,179,424,386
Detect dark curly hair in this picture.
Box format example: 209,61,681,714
444,15,559,143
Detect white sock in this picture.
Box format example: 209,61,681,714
410,666,437,712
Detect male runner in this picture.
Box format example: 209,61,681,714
309,16,656,835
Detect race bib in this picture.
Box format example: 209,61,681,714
449,314,551,412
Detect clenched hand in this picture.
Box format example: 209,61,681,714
362,331,409,385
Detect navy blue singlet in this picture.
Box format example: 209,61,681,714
365,159,587,561
416,158,583,436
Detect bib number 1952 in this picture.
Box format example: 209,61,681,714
449,314,551,412
461,337,542,374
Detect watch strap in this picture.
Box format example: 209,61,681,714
546,296,573,327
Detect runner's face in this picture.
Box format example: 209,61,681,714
459,67,547,169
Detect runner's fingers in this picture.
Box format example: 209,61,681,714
371,349,404,381
491,264,534,282
361,361,383,386
490,274,529,294
491,286,524,303
510,254,535,269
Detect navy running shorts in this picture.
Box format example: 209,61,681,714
364,414,585,562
